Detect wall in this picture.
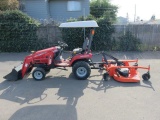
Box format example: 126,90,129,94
49,0,90,22
23,0,48,19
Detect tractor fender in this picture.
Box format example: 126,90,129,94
70,53,92,66
71,59,90,67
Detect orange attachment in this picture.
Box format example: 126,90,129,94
113,73,140,83
103,59,150,82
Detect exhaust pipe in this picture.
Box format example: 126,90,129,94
3,64,23,81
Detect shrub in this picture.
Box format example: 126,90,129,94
62,28,85,50
0,10,40,52
92,17,115,51
118,31,142,51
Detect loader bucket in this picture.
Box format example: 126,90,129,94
3,64,23,81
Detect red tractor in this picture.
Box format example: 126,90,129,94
4,21,99,81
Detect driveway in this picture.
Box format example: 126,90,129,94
0,51,160,120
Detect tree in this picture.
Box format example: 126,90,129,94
0,0,19,11
150,14,155,21
90,0,118,23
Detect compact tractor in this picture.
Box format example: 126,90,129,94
4,21,99,81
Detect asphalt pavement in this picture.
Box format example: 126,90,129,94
0,51,160,120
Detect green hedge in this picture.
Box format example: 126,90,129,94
0,10,40,52
92,18,115,51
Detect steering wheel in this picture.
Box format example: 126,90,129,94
58,41,68,48
101,52,124,66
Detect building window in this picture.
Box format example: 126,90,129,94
67,1,81,11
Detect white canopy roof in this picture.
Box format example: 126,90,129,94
59,20,99,28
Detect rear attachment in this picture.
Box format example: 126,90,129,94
3,64,23,81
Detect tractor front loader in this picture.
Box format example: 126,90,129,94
4,55,33,81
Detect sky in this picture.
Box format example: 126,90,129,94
110,0,160,21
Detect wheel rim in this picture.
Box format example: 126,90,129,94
34,71,43,80
76,67,87,77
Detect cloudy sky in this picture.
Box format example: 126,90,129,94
110,0,160,21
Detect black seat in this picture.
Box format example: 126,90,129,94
116,68,129,77
82,37,89,50
72,37,89,55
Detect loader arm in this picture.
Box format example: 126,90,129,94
4,55,33,81
21,55,34,78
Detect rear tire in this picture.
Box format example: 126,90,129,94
32,68,46,81
72,61,91,80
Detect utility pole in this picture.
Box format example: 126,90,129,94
134,4,136,22
126,13,129,23
83,8,86,41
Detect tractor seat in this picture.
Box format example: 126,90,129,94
116,68,129,77
72,37,89,56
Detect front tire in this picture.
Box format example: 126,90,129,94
72,61,91,80
32,68,46,81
